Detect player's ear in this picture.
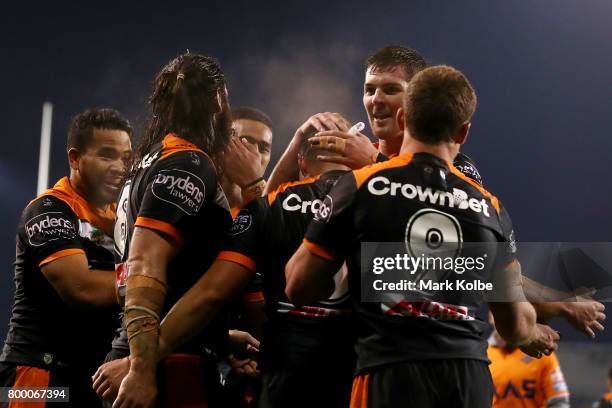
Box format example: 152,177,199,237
396,107,405,132
452,122,471,145
67,148,80,171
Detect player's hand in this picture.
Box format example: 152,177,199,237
112,367,157,408
309,130,378,169
520,323,560,358
228,354,260,378
228,329,260,358
92,357,129,402
561,293,605,338
224,137,263,188
295,112,352,142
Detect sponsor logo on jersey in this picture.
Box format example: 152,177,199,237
367,176,491,216
139,151,159,169
25,212,76,247
152,169,205,215
282,193,325,215
313,195,333,222
189,152,201,166
230,210,252,235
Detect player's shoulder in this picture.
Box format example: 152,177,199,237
352,153,414,189
155,133,215,171
20,193,79,246
24,189,76,221
266,175,321,206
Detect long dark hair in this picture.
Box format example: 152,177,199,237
135,53,232,166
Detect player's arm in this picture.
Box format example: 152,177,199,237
523,275,605,338
113,226,177,408
41,255,116,308
488,261,559,355
285,242,342,307
158,259,255,359
265,112,351,193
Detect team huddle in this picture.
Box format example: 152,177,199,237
0,46,608,408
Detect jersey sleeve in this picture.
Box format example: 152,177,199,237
135,150,216,243
216,198,267,273
494,202,518,267
20,195,84,267
303,171,358,261
540,353,570,406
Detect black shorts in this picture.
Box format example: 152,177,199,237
0,361,102,408
259,357,354,408
350,359,493,408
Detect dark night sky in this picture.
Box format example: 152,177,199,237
0,1,610,341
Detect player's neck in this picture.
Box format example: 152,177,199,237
400,133,456,163
69,172,106,209
377,134,403,157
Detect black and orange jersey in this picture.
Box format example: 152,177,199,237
0,177,118,369
304,152,517,372
112,134,232,354
488,345,570,408
217,170,355,369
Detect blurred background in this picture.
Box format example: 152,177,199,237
1,1,610,406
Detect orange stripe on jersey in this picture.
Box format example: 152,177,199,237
230,207,241,220
267,175,321,206
303,239,336,261
352,153,414,189
159,133,207,161
350,374,370,408
448,162,500,215
10,365,50,408
32,177,116,236
217,251,257,272
603,392,612,402
135,216,183,244
39,248,85,267
242,291,264,303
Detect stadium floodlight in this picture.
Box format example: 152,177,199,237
37,102,53,195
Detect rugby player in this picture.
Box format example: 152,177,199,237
285,65,560,408
223,107,273,215
219,107,274,406
272,45,606,338
264,45,423,193
488,313,570,408
111,124,355,407
0,108,132,407
109,53,234,408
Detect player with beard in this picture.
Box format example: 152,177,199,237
106,53,234,408
103,124,355,408
285,65,560,408
0,108,132,408
269,45,605,339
